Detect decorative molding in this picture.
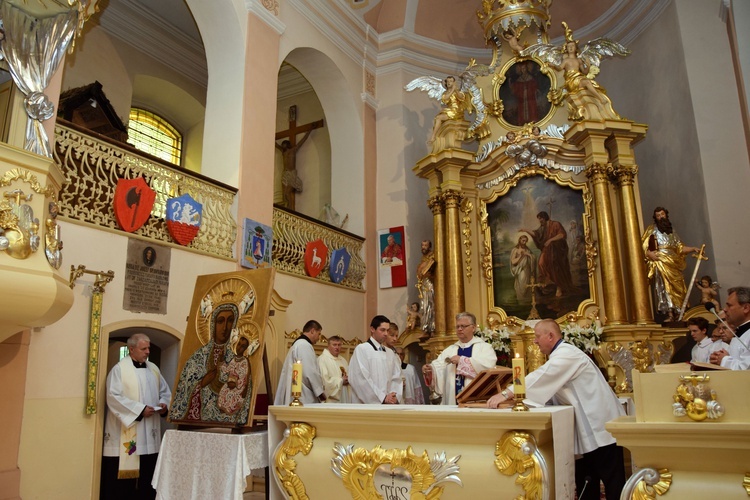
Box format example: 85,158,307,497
247,0,286,35
360,92,379,110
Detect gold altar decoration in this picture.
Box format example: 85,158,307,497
744,474,750,495
672,373,724,422
407,0,699,375
0,144,73,341
495,431,546,500
624,468,672,500
331,443,461,500
69,265,115,414
609,370,750,499
273,422,316,500
460,198,474,282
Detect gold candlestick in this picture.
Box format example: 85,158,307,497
511,391,529,412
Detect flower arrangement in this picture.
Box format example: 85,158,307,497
561,322,603,354
476,326,513,367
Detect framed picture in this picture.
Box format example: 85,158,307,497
378,226,407,288
241,218,272,269
497,59,554,127
483,173,594,320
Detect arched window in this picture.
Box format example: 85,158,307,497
127,108,182,165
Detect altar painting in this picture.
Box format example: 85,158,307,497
169,268,275,428
485,176,590,320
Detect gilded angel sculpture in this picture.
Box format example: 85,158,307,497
405,59,492,146
521,22,630,121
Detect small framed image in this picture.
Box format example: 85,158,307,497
378,226,407,288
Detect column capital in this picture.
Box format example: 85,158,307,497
612,164,639,186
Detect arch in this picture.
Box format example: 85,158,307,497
282,47,366,234
184,0,245,185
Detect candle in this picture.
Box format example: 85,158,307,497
512,354,526,394
292,360,302,395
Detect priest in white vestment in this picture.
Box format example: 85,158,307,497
397,347,425,404
349,315,402,404
317,335,350,403
423,312,496,405
488,319,626,500
102,333,171,499
274,320,326,405
710,287,750,370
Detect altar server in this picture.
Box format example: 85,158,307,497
274,320,326,405
102,333,171,500
349,315,402,404
317,335,350,403
710,286,750,370
487,319,626,500
422,312,496,405
397,347,425,404
688,317,712,363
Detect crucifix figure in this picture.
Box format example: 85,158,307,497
525,276,544,320
275,105,325,211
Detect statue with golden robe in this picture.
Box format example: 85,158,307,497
641,207,701,322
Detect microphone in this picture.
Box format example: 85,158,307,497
705,303,749,351
578,476,592,499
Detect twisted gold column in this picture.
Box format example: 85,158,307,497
613,164,654,325
443,190,465,331
586,163,627,324
429,195,447,338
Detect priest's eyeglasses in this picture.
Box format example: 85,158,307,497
455,324,474,330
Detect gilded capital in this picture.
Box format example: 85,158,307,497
585,162,613,182
442,189,464,209
612,164,639,186
428,195,445,215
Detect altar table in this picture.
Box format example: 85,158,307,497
269,404,575,499
152,428,268,500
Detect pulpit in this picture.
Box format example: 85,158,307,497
607,370,750,499
269,404,576,499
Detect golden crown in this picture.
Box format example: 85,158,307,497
476,0,552,41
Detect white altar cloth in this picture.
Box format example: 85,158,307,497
152,428,268,500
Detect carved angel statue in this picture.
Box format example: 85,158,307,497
521,21,630,121
405,59,493,146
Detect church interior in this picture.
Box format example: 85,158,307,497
1,0,749,498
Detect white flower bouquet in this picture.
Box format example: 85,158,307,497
476,326,513,355
561,322,602,354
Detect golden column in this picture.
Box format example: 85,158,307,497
607,130,653,325
428,195,447,338
567,124,628,324
442,189,465,328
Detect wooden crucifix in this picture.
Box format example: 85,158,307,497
275,105,325,211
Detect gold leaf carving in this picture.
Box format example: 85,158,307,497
461,199,474,282
331,443,461,499
274,423,316,500
495,431,545,499
632,468,671,500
